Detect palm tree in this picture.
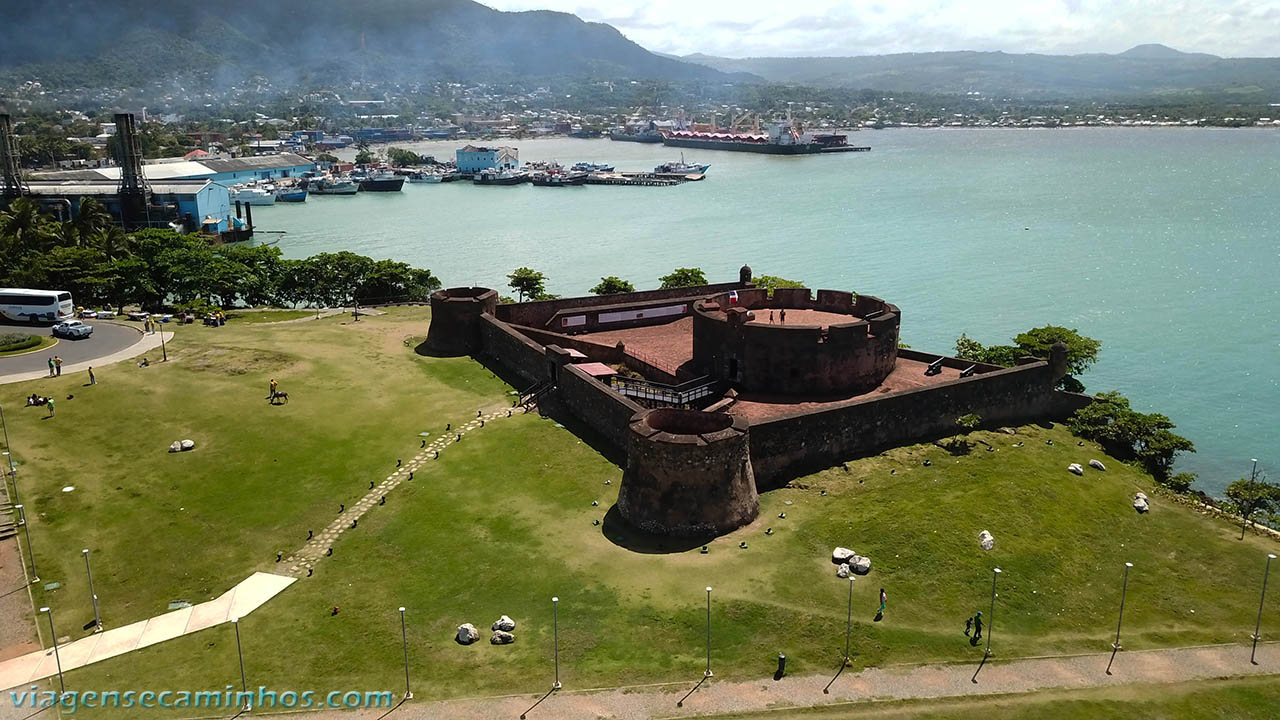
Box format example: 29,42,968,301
0,197,55,256
73,196,115,244
89,225,132,262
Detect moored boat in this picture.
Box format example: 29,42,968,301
229,185,276,206
571,162,614,173
358,171,406,192
474,168,528,186
655,155,710,175
309,177,360,195
531,171,588,187
408,171,444,183
274,188,308,202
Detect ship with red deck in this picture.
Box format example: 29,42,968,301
661,120,869,155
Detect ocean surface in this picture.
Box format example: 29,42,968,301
252,129,1280,494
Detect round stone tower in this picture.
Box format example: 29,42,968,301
617,408,758,537
426,287,498,356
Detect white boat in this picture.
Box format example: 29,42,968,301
408,172,443,183
229,185,276,206
309,177,360,195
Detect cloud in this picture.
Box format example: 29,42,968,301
480,0,1280,57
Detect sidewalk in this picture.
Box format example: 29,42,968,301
0,329,173,386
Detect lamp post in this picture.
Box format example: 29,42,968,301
844,575,854,663
704,587,714,678
159,326,167,362
40,607,65,699
15,504,37,583
1106,562,1133,675
83,549,102,631
1,402,20,506
985,568,1001,658
232,618,250,711
398,607,412,699
1252,554,1276,665
552,596,562,690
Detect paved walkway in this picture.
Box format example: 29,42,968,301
288,642,1277,720
0,328,173,385
0,572,294,691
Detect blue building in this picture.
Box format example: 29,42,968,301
456,145,519,173
25,179,234,232
33,153,316,186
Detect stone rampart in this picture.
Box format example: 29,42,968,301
426,287,498,355
494,281,747,328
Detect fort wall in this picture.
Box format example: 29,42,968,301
426,287,499,355
553,363,644,450
477,315,547,387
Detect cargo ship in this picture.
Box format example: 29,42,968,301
661,122,869,155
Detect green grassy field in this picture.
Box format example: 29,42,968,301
715,675,1280,719
3,306,1276,718
224,309,318,324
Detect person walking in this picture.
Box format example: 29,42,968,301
46,398,54,418
268,378,278,400
964,616,973,636
878,588,887,617
48,357,55,377
54,356,63,376
973,611,984,640
88,366,96,385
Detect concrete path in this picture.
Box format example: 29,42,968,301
0,572,294,691
0,327,173,385
286,642,1278,720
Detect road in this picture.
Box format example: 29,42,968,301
0,321,144,378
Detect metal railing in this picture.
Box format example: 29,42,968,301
610,375,721,407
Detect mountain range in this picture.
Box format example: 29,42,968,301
678,45,1280,99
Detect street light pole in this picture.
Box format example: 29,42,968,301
985,568,1001,658
705,587,714,678
159,327,167,362
83,549,102,632
40,607,65,699
399,607,412,699
1,403,20,507
552,596,561,690
232,618,250,711
1252,554,1276,665
15,504,37,583
1106,562,1133,675
844,575,854,663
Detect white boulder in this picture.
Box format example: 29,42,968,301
1089,459,1106,471
1068,463,1084,476
978,530,995,551
832,547,856,565
169,441,182,453
836,563,850,578
456,623,480,645
492,615,515,632
490,630,515,645
850,555,872,575
180,439,195,451
1133,493,1149,514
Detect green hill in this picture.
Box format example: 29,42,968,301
682,44,1280,99
0,0,731,88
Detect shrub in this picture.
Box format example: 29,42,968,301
0,333,41,353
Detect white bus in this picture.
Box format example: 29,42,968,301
0,289,75,324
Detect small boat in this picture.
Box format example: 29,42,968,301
408,171,444,183
274,187,308,202
309,177,360,195
655,155,710,175
531,171,588,187
571,162,614,173
229,185,276,206
358,170,405,192
474,168,528,186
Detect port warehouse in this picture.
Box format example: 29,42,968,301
23,153,314,233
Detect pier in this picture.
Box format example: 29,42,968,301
584,172,705,187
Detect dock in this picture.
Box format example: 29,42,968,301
584,172,705,187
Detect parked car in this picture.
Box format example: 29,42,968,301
52,320,93,339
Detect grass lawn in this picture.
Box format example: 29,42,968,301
712,675,1280,719
224,309,319,324
3,306,1276,718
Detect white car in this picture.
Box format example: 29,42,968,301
53,320,93,339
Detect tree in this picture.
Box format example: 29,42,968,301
387,147,426,166
752,275,804,292
954,333,1021,367
1225,473,1279,539
658,267,707,289
1014,326,1101,392
590,276,634,295
1067,391,1194,481
315,153,339,164
354,149,375,165
507,267,546,302
946,413,982,453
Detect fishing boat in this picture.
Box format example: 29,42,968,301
308,177,360,195
358,170,406,192
571,162,614,173
408,171,444,183
531,170,588,187
274,187,308,202
655,154,710,175
473,168,528,186
229,185,276,206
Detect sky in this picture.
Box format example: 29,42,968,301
480,0,1280,58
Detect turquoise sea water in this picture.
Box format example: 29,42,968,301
253,129,1280,494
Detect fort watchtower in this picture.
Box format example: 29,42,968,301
426,287,498,356
691,288,900,395
617,408,758,536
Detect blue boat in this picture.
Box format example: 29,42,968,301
274,188,308,202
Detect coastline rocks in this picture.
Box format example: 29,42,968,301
978,530,995,551
492,615,516,632
1089,459,1106,471
836,563,850,578
1068,463,1084,476
832,547,856,565
490,630,515,645
1133,492,1149,513
456,623,480,645
850,555,872,575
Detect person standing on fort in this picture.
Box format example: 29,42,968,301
88,366,96,385
779,309,787,324
54,356,63,376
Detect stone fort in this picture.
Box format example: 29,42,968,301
426,266,1087,538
